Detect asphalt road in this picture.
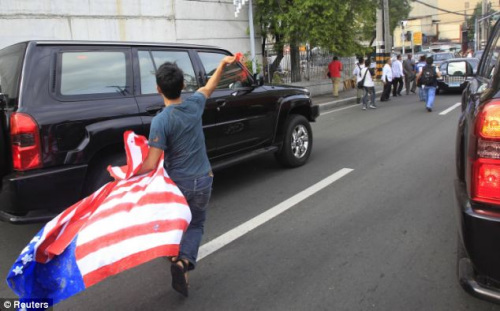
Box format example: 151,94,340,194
1,91,500,310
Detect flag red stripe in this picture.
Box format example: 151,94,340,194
82,244,179,287
102,179,179,204
85,192,187,227
75,218,189,260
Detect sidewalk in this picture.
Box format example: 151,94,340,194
312,84,384,113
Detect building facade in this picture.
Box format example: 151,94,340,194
393,0,486,52
0,0,260,58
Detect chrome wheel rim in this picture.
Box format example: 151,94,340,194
291,124,309,159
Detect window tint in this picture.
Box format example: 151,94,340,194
198,52,253,89
138,51,157,95
150,51,197,93
60,52,128,96
479,27,500,79
0,43,26,105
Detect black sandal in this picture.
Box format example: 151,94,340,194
171,259,189,297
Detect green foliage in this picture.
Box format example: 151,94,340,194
466,2,496,42
388,0,412,34
255,0,410,56
243,52,262,74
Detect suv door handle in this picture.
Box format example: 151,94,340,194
146,105,163,115
215,99,227,111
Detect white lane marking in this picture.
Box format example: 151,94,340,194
439,103,461,115
322,104,359,115
197,168,354,260
319,91,382,116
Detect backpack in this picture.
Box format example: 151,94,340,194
420,65,436,86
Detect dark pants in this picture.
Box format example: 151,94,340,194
381,82,392,101
174,173,213,270
392,77,403,96
404,74,416,94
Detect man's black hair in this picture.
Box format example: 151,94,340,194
397,54,402,60
358,57,364,64
333,56,338,61
156,62,184,99
365,59,371,67
426,57,434,65
419,55,426,62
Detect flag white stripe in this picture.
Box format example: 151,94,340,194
78,203,191,245
76,230,184,275
97,180,183,212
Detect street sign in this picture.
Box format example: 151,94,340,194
413,32,423,45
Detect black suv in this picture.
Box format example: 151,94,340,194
0,41,319,223
455,20,500,303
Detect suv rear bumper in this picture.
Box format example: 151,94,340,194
0,164,87,223
455,179,500,303
311,104,319,121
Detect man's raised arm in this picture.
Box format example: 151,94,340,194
198,55,237,98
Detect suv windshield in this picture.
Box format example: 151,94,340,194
0,43,26,107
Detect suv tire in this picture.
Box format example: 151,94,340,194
276,114,313,167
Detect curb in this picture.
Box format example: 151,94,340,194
317,90,384,113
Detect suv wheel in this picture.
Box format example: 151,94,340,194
276,114,313,167
82,153,126,197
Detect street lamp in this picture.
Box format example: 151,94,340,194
401,20,408,55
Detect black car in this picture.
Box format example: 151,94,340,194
437,58,479,94
432,52,455,67
0,41,319,223
456,20,500,303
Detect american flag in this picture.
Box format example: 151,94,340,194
7,131,191,305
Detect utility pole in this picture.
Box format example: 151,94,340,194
376,0,392,80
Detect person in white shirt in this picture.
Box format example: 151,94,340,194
380,58,393,102
352,57,364,104
361,59,376,110
392,54,404,96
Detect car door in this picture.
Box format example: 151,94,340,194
133,48,218,157
196,50,275,158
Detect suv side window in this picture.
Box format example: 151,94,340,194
59,51,130,97
198,52,253,89
138,50,198,94
478,29,500,79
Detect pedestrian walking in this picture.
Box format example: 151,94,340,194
353,57,364,104
403,54,416,95
392,54,404,96
135,55,238,296
380,58,393,101
416,57,442,112
415,55,427,102
327,56,343,97
361,59,376,110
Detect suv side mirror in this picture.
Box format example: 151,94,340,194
254,73,264,86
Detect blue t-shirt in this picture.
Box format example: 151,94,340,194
148,92,211,180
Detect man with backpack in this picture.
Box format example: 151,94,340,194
416,57,442,112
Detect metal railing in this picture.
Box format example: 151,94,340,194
264,47,357,84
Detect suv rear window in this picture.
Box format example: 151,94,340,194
59,51,129,96
0,43,26,107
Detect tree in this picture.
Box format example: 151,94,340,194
465,2,495,45
256,0,410,82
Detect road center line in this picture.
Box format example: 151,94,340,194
439,102,461,115
197,168,354,261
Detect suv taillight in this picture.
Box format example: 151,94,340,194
472,101,500,204
10,113,42,171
